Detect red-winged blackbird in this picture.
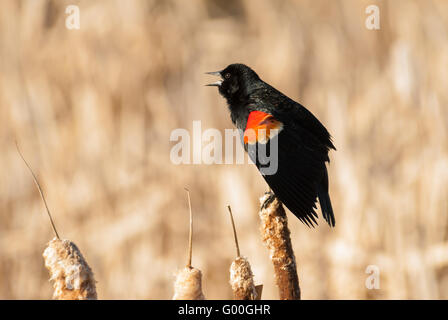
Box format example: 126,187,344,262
207,63,335,227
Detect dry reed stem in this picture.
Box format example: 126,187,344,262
172,189,205,300
227,206,259,300
259,191,301,300
227,206,241,257
185,188,193,268
15,141,60,239
43,237,97,300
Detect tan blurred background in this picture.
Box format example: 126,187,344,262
1,0,448,299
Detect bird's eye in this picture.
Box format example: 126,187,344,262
224,73,231,79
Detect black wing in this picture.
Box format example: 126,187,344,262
254,83,336,152
247,125,329,227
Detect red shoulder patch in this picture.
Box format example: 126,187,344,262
244,111,283,144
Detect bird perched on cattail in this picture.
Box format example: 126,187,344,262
207,64,335,227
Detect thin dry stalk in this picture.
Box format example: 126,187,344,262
43,237,97,300
15,141,60,239
185,188,193,268
227,206,259,300
172,189,205,300
227,206,240,257
259,191,301,300
16,142,97,299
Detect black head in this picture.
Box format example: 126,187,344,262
206,64,261,104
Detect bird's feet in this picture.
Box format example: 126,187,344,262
260,190,276,211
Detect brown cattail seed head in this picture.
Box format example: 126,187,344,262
173,267,205,300
43,238,97,300
230,256,258,300
259,191,301,300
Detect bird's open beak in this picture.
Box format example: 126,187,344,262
205,71,223,86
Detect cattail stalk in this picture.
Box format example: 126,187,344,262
16,141,97,299
173,189,205,300
227,206,260,300
16,141,60,239
259,191,301,300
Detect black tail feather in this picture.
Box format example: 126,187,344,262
318,167,335,227
318,189,335,227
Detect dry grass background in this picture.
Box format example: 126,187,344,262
0,0,447,299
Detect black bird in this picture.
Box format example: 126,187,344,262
207,63,335,227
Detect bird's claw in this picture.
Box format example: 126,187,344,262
261,190,276,210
